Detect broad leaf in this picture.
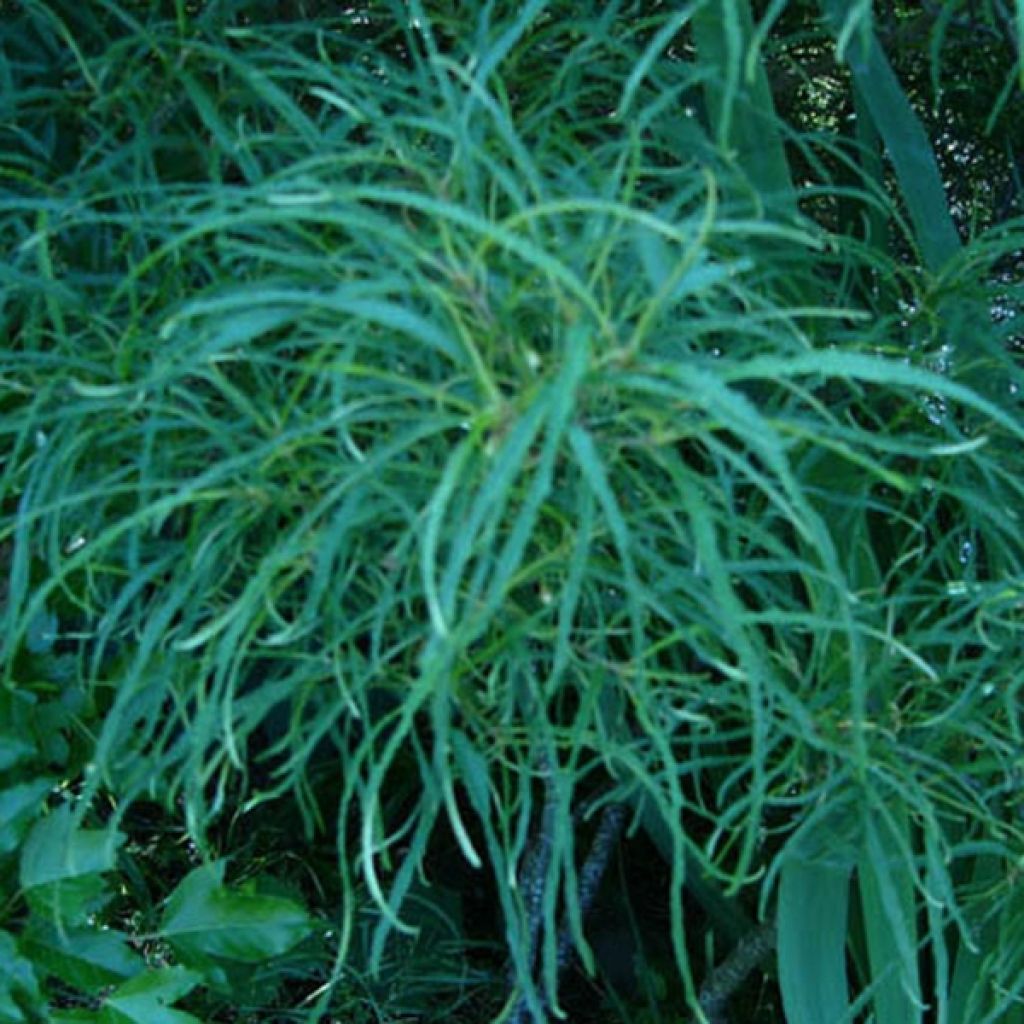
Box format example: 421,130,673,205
0,931,42,1024
19,805,122,887
161,860,312,967
0,736,36,774
101,967,203,1024
0,779,52,855
21,922,143,991
19,805,124,924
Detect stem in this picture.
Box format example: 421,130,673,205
508,800,628,1023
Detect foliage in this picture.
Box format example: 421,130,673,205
2,1,1023,1022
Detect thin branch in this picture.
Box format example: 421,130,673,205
697,921,777,1024
508,800,627,1023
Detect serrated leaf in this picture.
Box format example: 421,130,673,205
161,861,312,966
21,922,143,991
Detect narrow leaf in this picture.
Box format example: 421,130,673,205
778,857,853,1024
0,779,52,855
858,808,922,1024
692,0,794,205
820,0,960,270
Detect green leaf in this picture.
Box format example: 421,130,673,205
0,736,37,773
618,5,702,117
948,856,1002,1022
1018,1,1024,89
101,967,203,1024
26,608,58,654
19,806,122,887
819,0,960,271
20,922,144,991
161,860,312,967
778,856,853,1024
858,807,922,1024
451,728,490,819
0,779,52,855
19,805,124,925
177,69,260,183
692,0,794,206
0,931,42,1024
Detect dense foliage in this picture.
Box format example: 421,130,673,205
2,2,1023,1022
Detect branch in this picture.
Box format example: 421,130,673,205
507,800,627,1023
697,921,777,1024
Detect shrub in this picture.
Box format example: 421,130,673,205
2,3,1022,1022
